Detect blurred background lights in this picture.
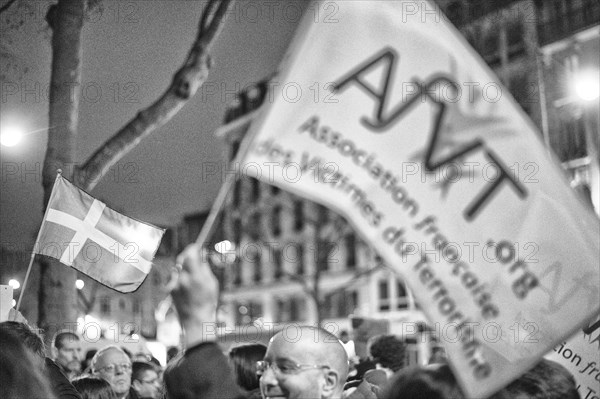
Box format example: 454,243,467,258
214,240,233,253
8,279,20,290
75,279,85,290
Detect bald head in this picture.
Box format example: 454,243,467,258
261,326,349,399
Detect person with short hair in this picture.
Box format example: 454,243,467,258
1,327,56,399
489,359,580,399
131,361,161,399
53,330,84,380
381,364,464,399
368,334,406,377
72,376,118,399
258,325,349,399
0,320,82,399
228,343,267,398
92,346,135,399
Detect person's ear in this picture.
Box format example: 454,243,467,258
321,369,340,398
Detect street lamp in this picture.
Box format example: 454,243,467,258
574,69,600,101
0,126,23,147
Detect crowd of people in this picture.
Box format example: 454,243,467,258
1,244,582,399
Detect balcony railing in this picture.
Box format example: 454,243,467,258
538,4,600,45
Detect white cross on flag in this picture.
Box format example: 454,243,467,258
34,175,165,293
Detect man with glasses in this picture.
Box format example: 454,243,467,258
258,325,349,399
131,361,161,399
92,346,135,399
165,244,349,399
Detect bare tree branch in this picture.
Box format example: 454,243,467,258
0,0,18,14
77,281,99,314
76,0,234,190
322,261,386,300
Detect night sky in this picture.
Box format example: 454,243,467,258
1,0,307,250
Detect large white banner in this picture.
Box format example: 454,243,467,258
546,315,600,399
240,1,600,397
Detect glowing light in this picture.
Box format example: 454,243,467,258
8,279,20,290
574,69,600,101
76,279,85,290
0,126,23,147
215,240,233,253
131,333,140,341
12,299,16,307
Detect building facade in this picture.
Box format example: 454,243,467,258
437,0,600,211
213,84,429,360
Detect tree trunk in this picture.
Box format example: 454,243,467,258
39,0,85,342
36,0,232,341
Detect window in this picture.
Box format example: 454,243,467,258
317,241,334,272
505,20,525,60
248,212,262,240
233,219,242,247
235,301,263,325
289,299,299,322
233,262,242,287
273,249,283,280
345,234,356,269
317,204,329,222
251,178,260,202
294,201,304,231
276,299,286,322
100,297,111,315
345,291,358,316
271,206,282,237
397,280,409,310
280,297,306,322
482,27,500,67
295,244,305,275
379,280,390,311
252,250,262,283
325,290,358,318
556,115,587,162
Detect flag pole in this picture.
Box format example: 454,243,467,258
15,253,36,312
17,170,63,312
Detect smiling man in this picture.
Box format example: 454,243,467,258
52,331,83,381
92,346,134,399
259,326,349,399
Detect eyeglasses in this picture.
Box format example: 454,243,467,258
96,362,132,374
256,360,329,376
